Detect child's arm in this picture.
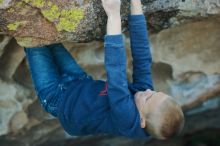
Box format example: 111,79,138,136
129,0,154,94
102,0,138,130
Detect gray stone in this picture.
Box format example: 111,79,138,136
0,0,220,47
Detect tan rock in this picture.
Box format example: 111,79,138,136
0,38,25,79
0,35,12,57
0,78,31,135
10,111,28,133
151,16,220,78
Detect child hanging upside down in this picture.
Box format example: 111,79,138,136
24,0,184,139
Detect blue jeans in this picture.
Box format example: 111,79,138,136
25,43,89,117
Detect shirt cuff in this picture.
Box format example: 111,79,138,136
128,14,146,23
104,34,124,46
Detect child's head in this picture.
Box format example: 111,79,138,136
134,89,185,140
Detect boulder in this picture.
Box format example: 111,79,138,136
0,0,220,47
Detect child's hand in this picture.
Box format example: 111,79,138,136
102,0,122,35
102,0,121,17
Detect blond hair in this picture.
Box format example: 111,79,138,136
144,97,184,139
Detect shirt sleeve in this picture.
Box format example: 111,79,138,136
104,34,138,130
128,14,154,94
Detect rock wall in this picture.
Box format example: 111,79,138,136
0,0,220,146
0,0,220,47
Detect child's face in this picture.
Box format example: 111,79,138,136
134,89,169,128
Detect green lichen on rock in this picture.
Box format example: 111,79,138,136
19,1,85,32
56,9,85,31
7,8,15,13
23,0,45,8
16,1,24,7
15,37,33,47
7,22,22,30
41,3,60,21
41,2,85,32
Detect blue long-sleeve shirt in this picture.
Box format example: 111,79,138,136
57,15,153,138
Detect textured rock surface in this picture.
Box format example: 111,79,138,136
0,0,220,146
151,16,220,77
0,78,31,135
0,0,129,47
0,0,220,47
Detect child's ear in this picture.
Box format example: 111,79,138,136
140,118,146,128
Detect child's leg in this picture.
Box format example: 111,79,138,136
24,47,62,117
48,43,90,83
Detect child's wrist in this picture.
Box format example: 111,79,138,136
107,16,121,35
108,13,121,19
131,5,143,15
130,0,142,6
130,8,143,15
130,1,143,15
